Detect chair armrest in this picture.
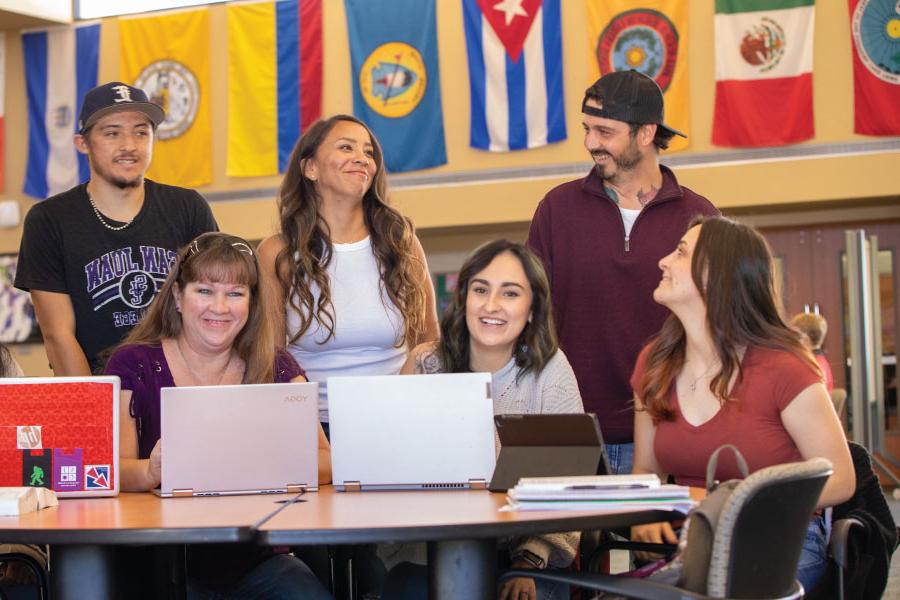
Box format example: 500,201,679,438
499,568,709,600
828,517,864,569
0,551,49,593
587,541,678,572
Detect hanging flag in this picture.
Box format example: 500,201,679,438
0,32,5,193
344,0,446,173
712,0,815,147
586,1,690,152
461,0,566,152
227,0,322,177
119,9,211,187
849,0,900,135
22,23,100,199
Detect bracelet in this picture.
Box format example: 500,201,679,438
512,548,546,569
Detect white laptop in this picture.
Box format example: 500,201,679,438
328,373,495,491
156,382,319,497
0,376,120,497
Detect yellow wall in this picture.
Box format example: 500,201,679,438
1,0,898,253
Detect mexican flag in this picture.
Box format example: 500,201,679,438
712,0,815,147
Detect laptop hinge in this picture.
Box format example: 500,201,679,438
287,484,308,494
468,479,488,490
172,488,194,497
344,481,362,492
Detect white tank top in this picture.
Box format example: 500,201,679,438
286,236,406,421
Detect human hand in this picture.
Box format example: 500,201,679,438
631,521,678,561
147,440,162,487
499,560,538,600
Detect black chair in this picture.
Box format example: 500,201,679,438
0,551,49,600
499,457,833,599
808,442,899,600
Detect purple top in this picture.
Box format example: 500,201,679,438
105,344,304,459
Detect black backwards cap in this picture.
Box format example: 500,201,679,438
581,70,686,139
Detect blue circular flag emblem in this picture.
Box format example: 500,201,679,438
852,0,900,84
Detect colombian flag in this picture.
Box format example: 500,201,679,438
227,0,322,177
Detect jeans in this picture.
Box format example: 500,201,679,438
605,443,635,475
382,561,567,600
187,554,332,600
796,513,829,593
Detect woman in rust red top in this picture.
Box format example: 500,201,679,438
629,216,854,591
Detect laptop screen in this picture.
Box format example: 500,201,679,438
328,372,496,490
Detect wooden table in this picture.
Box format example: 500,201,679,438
0,488,675,600
258,487,675,600
0,491,300,600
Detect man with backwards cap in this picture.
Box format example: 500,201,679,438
527,70,718,475
16,82,218,375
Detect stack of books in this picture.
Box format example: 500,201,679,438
504,474,694,514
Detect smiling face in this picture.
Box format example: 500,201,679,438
173,280,250,355
76,111,154,189
303,120,378,203
654,224,703,310
582,101,647,183
465,251,534,361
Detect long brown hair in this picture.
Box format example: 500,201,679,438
113,232,277,384
639,216,820,422
275,114,427,347
437,240,558,378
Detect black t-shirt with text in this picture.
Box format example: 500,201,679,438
15,180,218,371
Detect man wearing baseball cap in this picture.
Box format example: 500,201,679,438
527,70,719,473
16,82,218,374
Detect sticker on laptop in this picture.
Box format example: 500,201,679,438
16,426,42,450
53,448,84,491
22,449,52,488
85,465,111,490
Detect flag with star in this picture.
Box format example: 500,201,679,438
461,0,566,151
586,0,690,152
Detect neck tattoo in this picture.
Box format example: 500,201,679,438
175,339,232,386
604,185,620,205
636,185,659,207
87,190,134,231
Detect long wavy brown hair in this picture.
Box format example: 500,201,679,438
638,216,820,423
437,240,558,379
112,232,277,384
275,114,427,347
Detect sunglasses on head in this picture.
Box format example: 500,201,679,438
187,234,254,258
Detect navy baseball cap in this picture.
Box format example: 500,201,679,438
582,70,686,138
78,82,165,134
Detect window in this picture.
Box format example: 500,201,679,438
76,0,228,19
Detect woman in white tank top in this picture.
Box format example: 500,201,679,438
259,115,439,425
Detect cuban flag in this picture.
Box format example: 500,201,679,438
462,0,566,151
22,23,100,199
